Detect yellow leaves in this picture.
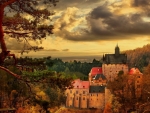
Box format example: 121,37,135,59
36,91,49,101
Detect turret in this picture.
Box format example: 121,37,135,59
115,44,120,57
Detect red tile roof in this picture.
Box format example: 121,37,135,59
90,67,102,76
73,79,90,89
129,68,142,75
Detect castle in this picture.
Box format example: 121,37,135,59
65,45,143,109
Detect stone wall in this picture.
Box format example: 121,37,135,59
102,64,128,81
88,93,105,109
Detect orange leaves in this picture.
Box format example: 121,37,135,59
103,103,112,113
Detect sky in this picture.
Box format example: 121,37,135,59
6,0,150,62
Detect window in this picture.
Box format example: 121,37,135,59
97,94,98,96
83,97,85,100
76,91,78,94
77,86,79,88
83,91,85,94
76,97,78,100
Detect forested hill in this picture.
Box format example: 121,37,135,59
123,44,150,72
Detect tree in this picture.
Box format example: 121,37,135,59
0,1,74,111
0,0,58,65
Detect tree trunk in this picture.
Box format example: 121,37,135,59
0,6,7,52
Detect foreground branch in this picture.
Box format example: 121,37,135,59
0,66,21,79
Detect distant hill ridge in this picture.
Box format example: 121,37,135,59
123,44,150,71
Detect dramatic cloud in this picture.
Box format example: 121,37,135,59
53,0,150,42
53,0,102,10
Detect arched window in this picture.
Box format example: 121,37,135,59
83,97,85,100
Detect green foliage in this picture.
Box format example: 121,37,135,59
46,58,102,76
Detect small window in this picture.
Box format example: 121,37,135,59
97,94,98,96
83,86,85,88
77,86,79,88
83,97,85,100
76,97,78,100
91,94,92,96
83,91,85,94
76,91,78,94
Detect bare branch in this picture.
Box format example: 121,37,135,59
2,0,17,8
0,66,21,79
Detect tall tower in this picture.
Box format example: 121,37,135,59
115,44,120,57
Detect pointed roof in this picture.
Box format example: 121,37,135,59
93,74,106,80
90,67,102,77
129,67,142,75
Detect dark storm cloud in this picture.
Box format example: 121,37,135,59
91,6,112,19
57,4,150,42
132,0,150,16
133,0,150,7
54,0,101,10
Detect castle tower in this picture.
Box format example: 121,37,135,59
115,44,120,57
102,45,128,81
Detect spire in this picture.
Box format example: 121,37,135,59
115,44,120,56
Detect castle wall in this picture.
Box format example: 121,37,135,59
135,74,143,98
90,80,107,86
74,95,80,108
80,95,88,108
66,88,89,108
102,64,128,81
66,89,75,107
88,93,105,109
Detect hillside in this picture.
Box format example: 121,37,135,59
123,44,150,72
